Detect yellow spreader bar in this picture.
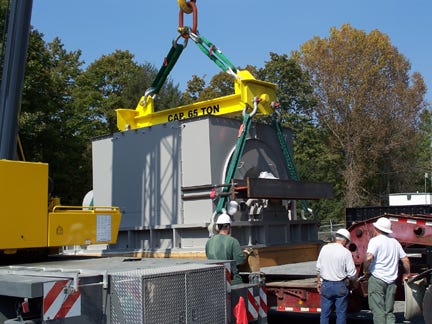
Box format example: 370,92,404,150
116,70,277,130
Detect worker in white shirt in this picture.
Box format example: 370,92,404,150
363,217,411,324
316,228,357,324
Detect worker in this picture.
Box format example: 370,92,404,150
316,228,356,324
205,211,248,285
363,217,411,324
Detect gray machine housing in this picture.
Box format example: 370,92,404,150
92,115,318,253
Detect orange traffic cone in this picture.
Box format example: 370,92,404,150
233,296,248,324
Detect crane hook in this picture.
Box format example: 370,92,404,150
178,0,198,38
178,0,194,14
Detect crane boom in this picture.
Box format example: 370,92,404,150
0,0,33,159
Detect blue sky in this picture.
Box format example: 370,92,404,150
31,0,431,104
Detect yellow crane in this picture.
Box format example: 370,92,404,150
0,0,120,257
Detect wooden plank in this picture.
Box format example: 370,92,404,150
240,243,321,272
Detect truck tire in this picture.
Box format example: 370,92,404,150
423,284,432,324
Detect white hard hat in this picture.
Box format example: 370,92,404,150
336,228,351,241
373,217,393,234
216,212,231,225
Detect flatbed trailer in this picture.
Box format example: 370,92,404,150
261,214,432,323
261,260,370,315
259,261,321,314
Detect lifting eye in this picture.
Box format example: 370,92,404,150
413,226,425,236
355,229,363,238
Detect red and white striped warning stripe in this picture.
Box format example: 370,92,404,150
276,306,321,312
247,287,259,321
43,280,81,320
259,286,268,319
388,216,432,226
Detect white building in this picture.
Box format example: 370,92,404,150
389,193,432,206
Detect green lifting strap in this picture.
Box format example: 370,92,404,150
149,43,184,95
216,112,253,213
192,33,237,74
272,116,309,213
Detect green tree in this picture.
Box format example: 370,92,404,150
182,71,237,103
181,74,206,104
415,109,432,191
19,32,86,204
296,24,428,208
181,65,261,104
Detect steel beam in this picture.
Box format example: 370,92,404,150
245,178,333,200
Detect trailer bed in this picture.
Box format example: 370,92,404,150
260,261,320,313
261,260,316,278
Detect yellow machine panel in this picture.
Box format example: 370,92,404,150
48,206,121,246
0,160,122,252
0,160,48,250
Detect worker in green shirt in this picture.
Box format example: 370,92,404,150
205,212,249,285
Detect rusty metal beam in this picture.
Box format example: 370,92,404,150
245,178,333,200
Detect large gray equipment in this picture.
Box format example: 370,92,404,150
92,115,331,254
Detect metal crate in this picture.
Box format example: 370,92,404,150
110,263,226,323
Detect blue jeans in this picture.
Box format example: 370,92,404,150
320,280,349,324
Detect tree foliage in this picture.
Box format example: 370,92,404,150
182,71,236,103
416,109,432,190
296,24,428,208
19,31,86,204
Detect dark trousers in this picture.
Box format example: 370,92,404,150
320,280,349,324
